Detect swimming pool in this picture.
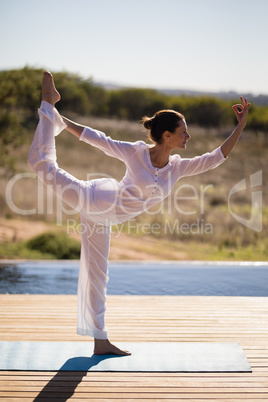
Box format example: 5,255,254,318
0,260,267,296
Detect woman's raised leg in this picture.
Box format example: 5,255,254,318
28,72,86,213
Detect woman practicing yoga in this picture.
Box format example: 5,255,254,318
28,71,250,355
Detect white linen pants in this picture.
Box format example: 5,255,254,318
28,101,110,339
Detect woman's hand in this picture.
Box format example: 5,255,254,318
232,96,250,127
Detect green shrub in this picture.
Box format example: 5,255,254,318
26,232,81,259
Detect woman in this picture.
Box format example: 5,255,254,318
28,71,250,355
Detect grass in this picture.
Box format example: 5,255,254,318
0,230,81,260
0,240,54,260
0,226,266,261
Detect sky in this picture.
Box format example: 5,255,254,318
1,0,268,94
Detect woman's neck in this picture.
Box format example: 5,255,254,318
149,143,171,168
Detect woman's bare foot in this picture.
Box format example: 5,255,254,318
94,339,131,356
42,71,61,105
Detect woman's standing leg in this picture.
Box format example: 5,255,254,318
77,217,110,340
78,216,130,355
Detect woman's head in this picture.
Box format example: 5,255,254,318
142,110,185,144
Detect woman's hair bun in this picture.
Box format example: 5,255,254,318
141,110,184,144
142,116,153,130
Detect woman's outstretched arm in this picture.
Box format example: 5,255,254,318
220,96,250,158
61,115,85,138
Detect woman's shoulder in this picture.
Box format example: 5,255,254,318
128,140,148,152
119,140,147,160
134,140,147,147
170,153,182,164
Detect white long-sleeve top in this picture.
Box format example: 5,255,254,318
79,126,226,225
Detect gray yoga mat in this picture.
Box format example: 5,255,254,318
0,341,251,372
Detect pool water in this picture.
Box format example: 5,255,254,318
0,261,267,296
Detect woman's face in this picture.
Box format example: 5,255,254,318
168,119,191,150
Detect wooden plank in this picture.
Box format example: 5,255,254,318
2,370,268,377
1,380,268,388
1,391,268,398
0,399,267,402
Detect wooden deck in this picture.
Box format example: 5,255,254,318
0,294,267,401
